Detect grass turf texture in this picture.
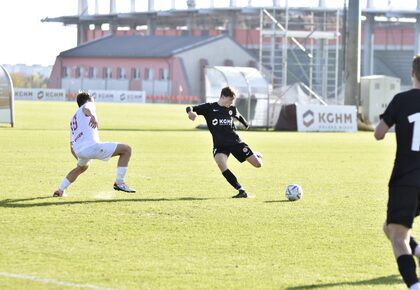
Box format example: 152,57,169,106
0,101,405,289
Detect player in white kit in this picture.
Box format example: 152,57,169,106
53,91,135,197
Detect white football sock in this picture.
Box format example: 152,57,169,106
410,282,420,290
116,167,128,184
59,178,71,192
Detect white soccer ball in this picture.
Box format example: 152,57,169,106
285,184,303,201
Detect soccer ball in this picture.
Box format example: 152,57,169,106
285,184,303,201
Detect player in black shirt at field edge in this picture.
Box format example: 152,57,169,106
186,86,263,198
375,55,420,290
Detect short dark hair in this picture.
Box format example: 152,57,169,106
76,91,93,107
220,86,236,99
413,55,420,82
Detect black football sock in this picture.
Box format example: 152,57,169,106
397,254,419,288
410,236,419,255
222,169,242,190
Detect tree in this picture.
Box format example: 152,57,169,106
10,73,48,88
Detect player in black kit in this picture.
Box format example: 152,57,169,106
375,55,420,290
186,86,263,198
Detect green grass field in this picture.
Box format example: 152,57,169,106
0,101,408,289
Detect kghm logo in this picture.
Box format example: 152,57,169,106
218,119,232,125
212,119,231,126
37,91,44,100
303,110,314,127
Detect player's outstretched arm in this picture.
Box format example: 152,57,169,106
186,106,197,121
234,112,249,129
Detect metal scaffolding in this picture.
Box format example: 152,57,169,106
259,7,342,104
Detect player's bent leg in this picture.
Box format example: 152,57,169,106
383,222,391,240
67,165,89,182
388,223,411,257
383,222,419,258
214,153,229,172
112,143,132,167
215,153,248,198
246,154,262,168
53,165,89,197
387,224,419,288
112,144,135,193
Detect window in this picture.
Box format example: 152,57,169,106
103,67,112,79
62,67,70,78
75,67,85,79
132,68,141,80
159,68,169,80
145,68,154,80
117,67,127,79
89,67,98,79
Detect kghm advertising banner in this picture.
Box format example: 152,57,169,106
14,88,66,101
0,65,14,127
296,104,357,132
89,90,146,103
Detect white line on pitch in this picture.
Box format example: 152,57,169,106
0,272,117,290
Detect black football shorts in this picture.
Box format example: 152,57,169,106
386,185,420,228
213,143,254,163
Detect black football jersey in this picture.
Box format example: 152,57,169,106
193,102,242,146
381,89,420,187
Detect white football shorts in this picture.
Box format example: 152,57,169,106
76,142,118,167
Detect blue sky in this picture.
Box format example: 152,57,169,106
0,0,416,66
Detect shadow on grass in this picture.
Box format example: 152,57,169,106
0,196,214,208
2,128,199,132
264,200,290,203
285,275,401,289
101,128,198,132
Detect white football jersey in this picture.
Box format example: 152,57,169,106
69,102,100,154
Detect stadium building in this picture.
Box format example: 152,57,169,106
43,0,420,103
48,34,259,101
